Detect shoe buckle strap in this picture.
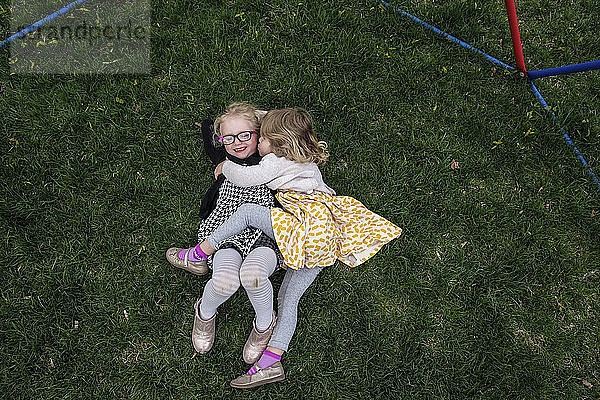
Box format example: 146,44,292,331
184,248,190,267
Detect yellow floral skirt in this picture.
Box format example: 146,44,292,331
270,191,402,270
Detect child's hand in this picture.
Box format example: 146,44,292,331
214,160,226,179
256,109,268,118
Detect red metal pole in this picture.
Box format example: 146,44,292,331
505,0,527,74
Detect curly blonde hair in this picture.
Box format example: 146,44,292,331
213,102,267,146
259,108,329,164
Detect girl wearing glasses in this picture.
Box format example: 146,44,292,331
180,107,402,388
166,102,280,366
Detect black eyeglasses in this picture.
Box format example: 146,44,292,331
218,130,258,145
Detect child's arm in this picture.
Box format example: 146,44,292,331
222,155,280,187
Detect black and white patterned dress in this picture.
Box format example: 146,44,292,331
197,179,282,268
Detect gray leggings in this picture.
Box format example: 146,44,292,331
270,265,323,352
207,203,324,352
206,203,274,249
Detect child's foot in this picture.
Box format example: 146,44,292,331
166,244,209,275
191,298,217,354
230,360,285,389
247,349,282,374
243,312,277,364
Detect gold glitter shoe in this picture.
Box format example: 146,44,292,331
230,361,285,389
243,312,277,364
166,247,208,275
191,299,216,354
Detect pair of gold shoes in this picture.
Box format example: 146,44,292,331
191,300,277,365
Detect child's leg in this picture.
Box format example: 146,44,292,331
244,266,323,375
179,204,275,261
267,266,323,351
193,248,244,354
199,248,243,319
239,247,277,330
274,266,293,313
239,247,278,364
204,203,274,252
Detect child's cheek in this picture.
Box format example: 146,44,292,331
247,138,259,153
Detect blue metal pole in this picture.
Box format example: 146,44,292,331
528,60,600,79
378,0,514,71
530,81,600,191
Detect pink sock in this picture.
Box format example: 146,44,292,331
247,350,282,375
177,244,208,262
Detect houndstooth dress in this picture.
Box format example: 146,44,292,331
197,179,282,268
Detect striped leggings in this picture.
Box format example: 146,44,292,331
199,247,277,332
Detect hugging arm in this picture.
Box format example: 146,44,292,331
222,157,279,187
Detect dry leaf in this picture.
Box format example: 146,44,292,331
124,310,129,320
194,121,202,127
50,358,56,368
581,379,593,389
450,159,460,170
461,241,468,248
591,210,596,218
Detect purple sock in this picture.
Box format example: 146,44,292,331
247,350,282,375
177,244,208,262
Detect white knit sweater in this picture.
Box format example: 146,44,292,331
222,153,335,195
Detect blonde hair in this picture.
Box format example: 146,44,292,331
260,108,329,164
213,102,266,146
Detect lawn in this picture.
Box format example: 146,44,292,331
1,0,599,398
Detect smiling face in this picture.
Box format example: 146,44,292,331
220,117,259,159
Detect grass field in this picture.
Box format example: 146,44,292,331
1,0,599,398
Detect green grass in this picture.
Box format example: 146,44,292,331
1,0,599,398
